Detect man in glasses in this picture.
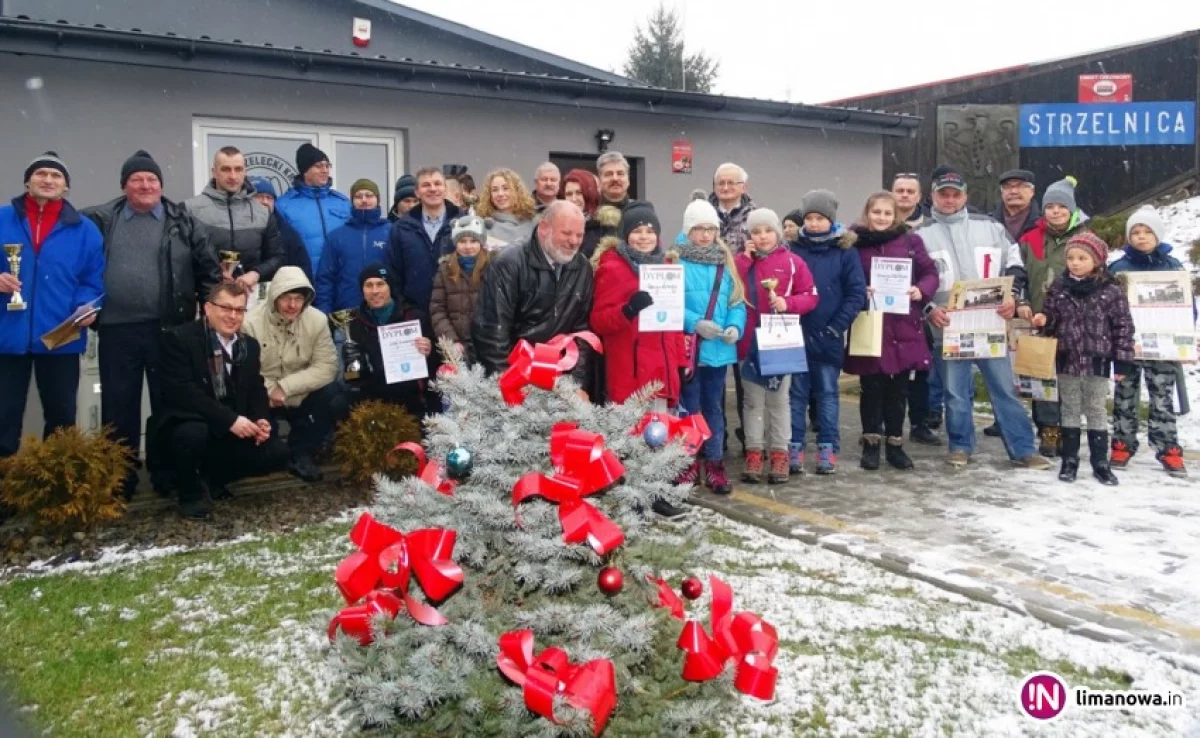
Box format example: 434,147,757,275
274,143,351,274
156,282,288,519
993,169,1040,242
708,162,756,254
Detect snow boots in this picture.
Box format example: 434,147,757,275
704,460,732,495
742,450,764,483
1088,430,1119,486
860,434,881,470
788,443,805,475
885,436,914,470
1058,428,1081,482
815,443,836,475
767,450,790,485
1157,446,1188,478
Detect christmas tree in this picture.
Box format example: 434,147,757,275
328,338,743,736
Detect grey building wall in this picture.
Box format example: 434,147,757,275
3,0,587,77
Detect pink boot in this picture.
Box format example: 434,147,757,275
675,459,701,487
704,460,732,495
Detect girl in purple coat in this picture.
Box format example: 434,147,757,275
844,193,939,470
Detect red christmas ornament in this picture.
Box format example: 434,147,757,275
681,576,703,601
437,364,457,378
597,566,624,596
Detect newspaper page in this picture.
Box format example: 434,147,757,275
1124,272,1196,363
942,277,1014,360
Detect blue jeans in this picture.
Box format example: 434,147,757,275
679,364,728,461
790,361,840,451
927,359,944,417
938,352,1035,459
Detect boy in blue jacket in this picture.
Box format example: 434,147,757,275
0,152,105,458
1108,206,1192,477
788,190,867,474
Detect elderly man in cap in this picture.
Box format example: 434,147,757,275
916,165,1048,471
274,143,350,273
993,169,1041,242
86,150,222,498
0,152,105,459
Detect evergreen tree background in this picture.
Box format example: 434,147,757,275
623,3,719,93
329,342,736,736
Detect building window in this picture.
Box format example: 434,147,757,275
549,152,642,201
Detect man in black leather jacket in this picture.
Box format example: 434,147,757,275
472,201,594,391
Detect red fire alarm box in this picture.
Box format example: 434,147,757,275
353,18,372,47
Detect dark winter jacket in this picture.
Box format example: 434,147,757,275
347,298,431,419
842,226,938,377
582,204,624,260
788,226,868,368
429,253,487,361
387,202,462,311
184,181,285,281
157,319,270,435
734,245,818,361
0,196,105,355
1018,212,1092,313
85,196,221,328
472,234,594,384
589,243,685,405
315,207,391,314
276,212,313,283
991,200,1042,241
1040,273,1135,377
274,178,351,273
709,192,756,254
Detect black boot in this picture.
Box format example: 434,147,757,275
1058,428,1081,482
860,435,881,470
983,422,1001,438
885,437,914,470
1088,430,1119,486
909,425,940,446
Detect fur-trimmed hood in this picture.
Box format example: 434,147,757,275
791,223,854,251
591,204,623,229
591,235,678,270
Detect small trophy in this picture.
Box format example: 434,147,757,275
219,250,243,281
760,277,779,312
330,309,361,381
4,244,26,311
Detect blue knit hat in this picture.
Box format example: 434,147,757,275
249,176,278,198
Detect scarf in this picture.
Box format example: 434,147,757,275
851,225,907,248
616,240,663,271
1065,274,1102,299
677,239,726,265
367,299,395,326
457,254,477,277
1002,207,1029,241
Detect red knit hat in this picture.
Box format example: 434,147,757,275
1065,231,1109,272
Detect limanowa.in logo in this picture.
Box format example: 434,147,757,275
1020,671,1186,721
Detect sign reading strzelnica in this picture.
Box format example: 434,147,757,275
1019,102,1195,147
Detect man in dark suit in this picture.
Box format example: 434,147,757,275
157,282,288,519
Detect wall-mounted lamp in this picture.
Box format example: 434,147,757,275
596,129,615,153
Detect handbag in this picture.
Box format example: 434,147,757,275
683,264,725,382
1013,333,1058,380
756,314,808,375
848,295,884,358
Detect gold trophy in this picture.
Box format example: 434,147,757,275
760,277,779,312
219,250,242,281
330,309,361,381
4,244,26,311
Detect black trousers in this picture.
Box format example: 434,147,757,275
167,420,289,502
907,370,930,427
0,353,79,458
98,321,165,480
861,372,908,438
271,383,348,457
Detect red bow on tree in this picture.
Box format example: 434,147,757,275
328,513,464,644
499,331,603,405
496,629,617,736
649,574,779,700
631,412,713,456
512,423,625,555
393,442,455,496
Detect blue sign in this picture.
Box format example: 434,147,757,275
1019,102,1195,147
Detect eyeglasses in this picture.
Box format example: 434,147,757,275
208,301,248,316
691,226,719,235
715,180,744,188
1000,182,1033,192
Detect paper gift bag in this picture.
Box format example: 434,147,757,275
756,316,807,375
1013,334,1058,380
848,310,883,357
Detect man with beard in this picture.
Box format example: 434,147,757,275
472,200,593,393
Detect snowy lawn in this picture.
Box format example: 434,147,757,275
1,511,1198,737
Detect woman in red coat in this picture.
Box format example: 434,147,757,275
590,202,685,406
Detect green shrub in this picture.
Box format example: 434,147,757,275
0,426,131,534
332,399,422,486
1088,214,1128,250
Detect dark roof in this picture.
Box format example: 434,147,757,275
350,0,633,85
0,16,919,136
825,29,1200,107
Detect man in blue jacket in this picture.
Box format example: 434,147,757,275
274,143,350,274
315,179,392,314
0,152,105,458
387,167,461,312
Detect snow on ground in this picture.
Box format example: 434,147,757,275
1159,195,1200,270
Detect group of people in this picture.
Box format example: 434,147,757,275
0,143,1190,520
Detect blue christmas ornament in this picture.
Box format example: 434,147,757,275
446,446,474,480
642,419,669,449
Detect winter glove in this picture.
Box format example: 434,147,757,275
694,320,722,340
622,290,654,320
720,326,740,344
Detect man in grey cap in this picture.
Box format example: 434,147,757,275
992,168,1040,242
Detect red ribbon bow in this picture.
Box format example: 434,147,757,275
512,423,625,555
393,442,455,496
631,412,713,456
496,629,617,736
649,575,779,700
499,331,603,405
328,513,464,644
